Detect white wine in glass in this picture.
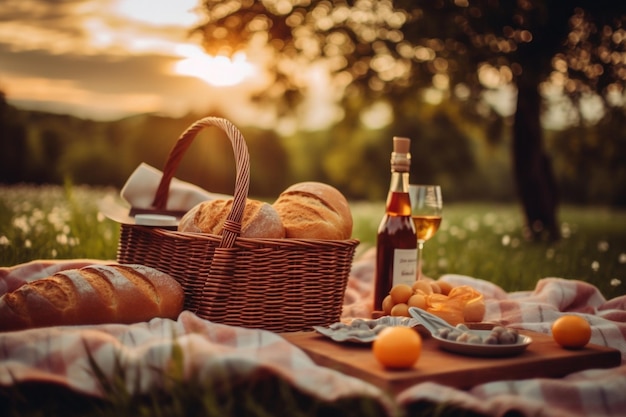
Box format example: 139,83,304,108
409,184,443,280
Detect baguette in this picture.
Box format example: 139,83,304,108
0,264,184,331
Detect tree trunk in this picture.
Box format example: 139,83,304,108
512,77,560,242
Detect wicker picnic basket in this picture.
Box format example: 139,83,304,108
116,117,359,332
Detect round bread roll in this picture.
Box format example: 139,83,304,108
178,198,286,238
272,182,353,239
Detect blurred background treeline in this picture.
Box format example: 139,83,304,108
1,89,625,205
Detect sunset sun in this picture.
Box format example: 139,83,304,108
173,45,255,87
109,0,256,87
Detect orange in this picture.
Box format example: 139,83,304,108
436,280,454,295
407,293,427,310
412,280,433,295
373,327,422,369
390,302,410,317
551,315,592,349
429,281,442,294
390,284,413,304
382,295,394,315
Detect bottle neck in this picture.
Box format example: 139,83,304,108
389,171,410,193
385,171,412,216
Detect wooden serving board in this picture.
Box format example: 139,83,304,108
281,330,621,395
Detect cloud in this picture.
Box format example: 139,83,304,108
0,0,94,52
0,0,218,119
0,0,285,126
0,0,88,23
0,44,185,93
0,47,219,119
0,40,273,123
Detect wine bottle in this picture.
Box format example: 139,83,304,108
374,136,417,311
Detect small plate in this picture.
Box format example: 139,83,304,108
134,214,178,227
433,330,532,357
408,306,532,357
313,316,420,344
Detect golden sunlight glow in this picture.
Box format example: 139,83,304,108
173,45,256,87
111,0,201,27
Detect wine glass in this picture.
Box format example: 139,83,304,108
409,184,443,280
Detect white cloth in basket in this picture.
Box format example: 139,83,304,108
121,163,230,212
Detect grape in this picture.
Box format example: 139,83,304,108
491,326,506,334
437,326,520,346
456,332,472,343
455,323,470,331
437,328,451,339
498,329,519,344
447,330,462,340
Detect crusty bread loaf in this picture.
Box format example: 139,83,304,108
272,182,353,239
0,264,184,331
178,198,286,238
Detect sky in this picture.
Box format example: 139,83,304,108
0,0,607,131
0,0,301,128
0,0,493,132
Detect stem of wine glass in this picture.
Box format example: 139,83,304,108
416,240,425,280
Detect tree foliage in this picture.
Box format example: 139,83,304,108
194,0,626,240
195,0,626,112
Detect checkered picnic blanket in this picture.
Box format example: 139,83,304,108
1,251,625,417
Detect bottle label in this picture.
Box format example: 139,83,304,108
392,248,417,286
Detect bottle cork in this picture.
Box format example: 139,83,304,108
391,136,411,172
393,137,411,154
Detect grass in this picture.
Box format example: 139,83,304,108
1,184,625,416
0,184,119,265
1,184,625,299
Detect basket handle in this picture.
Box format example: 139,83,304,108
152,117,250,249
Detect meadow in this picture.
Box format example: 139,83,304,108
1,184,626,416
1,184,624,300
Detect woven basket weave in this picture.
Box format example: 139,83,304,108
116,117,359,332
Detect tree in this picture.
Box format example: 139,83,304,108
0,91,28,184
194,0,626,241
